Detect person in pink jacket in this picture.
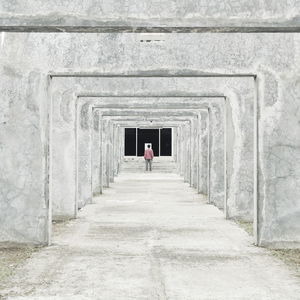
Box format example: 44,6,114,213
144,144,154,171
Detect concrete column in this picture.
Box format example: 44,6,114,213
177,126,182,174
196,113,201,193
225,91,254,222
183,123,190,183
192,117,199,189
98,113,103,194
180,125,185,177
77,103,93,209
101,119,107,188
117,126,122,175
181,125,186,180
187,122,192,185
172,127,177,162
112,124,118,177
209,104,225,208
198,110,209,195
102,119,112,188
92,110,101,196
109,121,114,183
105,120,110,185
178,126,182,175
120,127,125,172
190,119,195,187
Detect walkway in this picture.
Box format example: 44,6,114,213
1,173,300,299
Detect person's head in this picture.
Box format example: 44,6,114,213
147,145,151,148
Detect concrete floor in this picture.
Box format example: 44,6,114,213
1,173,300,299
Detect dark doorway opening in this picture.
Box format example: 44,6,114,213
137,129,159,156
124,128,136,156
160,128,172,156
124,127,172,157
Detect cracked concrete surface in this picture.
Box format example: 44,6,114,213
1,173,299,299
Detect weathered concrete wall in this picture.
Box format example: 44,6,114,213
0,67,49,244
198,110,209,195
208,104,225,208
226,88,254,221
1,0,299,30
92,110,101,196
51,87,76,221
0,32,299,247
77,102,92,208
257,54,300,247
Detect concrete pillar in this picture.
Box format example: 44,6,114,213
183,123,190,183
172,127,177,162
101,119,110,188
198,110,209,195
225,91,254,222
117,126,123,175
180,125,185,177
191,117,199,189
112,124,118,177
209,104,225,209
92,110,101,196
109,121,114,183
77,103,93,209
177,126,182,175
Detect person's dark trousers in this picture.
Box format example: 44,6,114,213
145,159,152,171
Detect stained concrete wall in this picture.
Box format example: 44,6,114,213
0,67,49,244
1,0,299,30
0,32,299,248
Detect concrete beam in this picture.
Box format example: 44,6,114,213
1,0,300,33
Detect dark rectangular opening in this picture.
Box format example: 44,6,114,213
137,129,159,156
124,128,136,156
160,128,172,156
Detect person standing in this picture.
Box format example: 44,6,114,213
144,144,154,171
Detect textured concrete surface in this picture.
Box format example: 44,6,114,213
208,103,225,208
198,110,209,195
51,78,253,228
0,31,299,248
1,172,299,299
1,0,300,31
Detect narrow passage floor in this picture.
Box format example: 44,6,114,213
1,173,300,299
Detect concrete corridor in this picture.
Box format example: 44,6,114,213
1,172,299,299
